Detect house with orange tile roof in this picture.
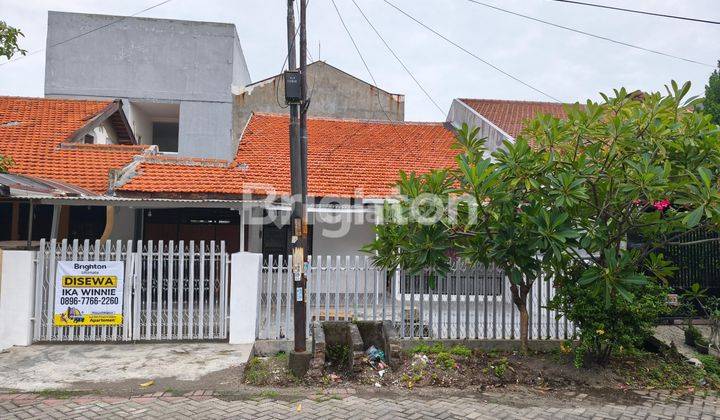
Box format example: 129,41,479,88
109,113,458,258
2,11,576,259
1,93,577,259
0,96,150,247
446,98,572,152
27,12,420,258
45,11,251,161
0,97,458,258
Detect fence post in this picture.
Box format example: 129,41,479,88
0,250,36,350
229,252,263,344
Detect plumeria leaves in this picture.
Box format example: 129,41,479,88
683,206,704,228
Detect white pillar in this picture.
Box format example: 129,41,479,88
228,252,262,344
0,250,36,351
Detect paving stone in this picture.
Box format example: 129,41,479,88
2,390,720,419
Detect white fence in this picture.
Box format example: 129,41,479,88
257,255,576,341
33,239,228,342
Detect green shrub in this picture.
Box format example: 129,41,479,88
326,344,351,369
698,354,720,383
490,357,509,378
449,345,472,357
245,357,271,384
435,352,456,370
549,266,670,367
685,325,703,345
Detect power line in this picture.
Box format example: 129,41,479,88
384,0,561,103
0,0,174,67
465,0,715,68
329,0,422,161
350,0,445,116
330,0,400,124
549,0,720,25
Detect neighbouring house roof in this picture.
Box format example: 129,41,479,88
0,97,148,193
458,98,570,139
0,172,98,198
117,113,458,198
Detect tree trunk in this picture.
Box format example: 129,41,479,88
510,283,531,354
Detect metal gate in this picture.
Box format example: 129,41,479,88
258,255,575,341
33,239,229,342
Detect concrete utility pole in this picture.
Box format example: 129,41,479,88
287,0,311,377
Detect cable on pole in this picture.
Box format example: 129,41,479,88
0,0,174,67
350,0,445,116
330,0,401,124
384,0,561,102
465,0,714,68
549,0,720,25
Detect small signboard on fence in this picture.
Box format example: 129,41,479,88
53,261,125,326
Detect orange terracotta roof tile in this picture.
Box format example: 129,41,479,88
459,98,570,138
119,113,459,198
0,96,148,193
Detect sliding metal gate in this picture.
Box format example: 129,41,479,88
33,239,229,342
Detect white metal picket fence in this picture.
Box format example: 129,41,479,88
257,255,576,341
33,239,229,342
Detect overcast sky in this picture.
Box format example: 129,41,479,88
0,0,718,121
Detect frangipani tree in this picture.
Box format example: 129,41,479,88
364,81,720,356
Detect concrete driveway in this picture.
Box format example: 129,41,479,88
0,342,252,392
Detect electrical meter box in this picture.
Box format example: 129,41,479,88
284,70,302,103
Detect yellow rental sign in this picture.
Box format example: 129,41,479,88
62,276,118,288
54,261,125,326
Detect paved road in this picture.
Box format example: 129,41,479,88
2,388,719,419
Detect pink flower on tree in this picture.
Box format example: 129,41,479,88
653,199,671,211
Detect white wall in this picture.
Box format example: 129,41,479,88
311,213,376,258
178,101,234,159
126,101,154,146
88,121,119,145
0,250,36,350
446,99,510,153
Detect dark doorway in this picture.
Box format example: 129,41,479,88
262,223,289,262
142,208,243,254
68,206,105,240
261,221,313,263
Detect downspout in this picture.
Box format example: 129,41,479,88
100,206,114,242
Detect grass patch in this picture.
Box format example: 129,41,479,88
244,353,296,386
245,357,272,384
163,388,184,397
408,342,446,355
697,354,720,383
258,390,280,399
36,389,89,399
435,352,457,370
617,352,717,390
489,357,510,378
449,345,472,357
326,344,351,371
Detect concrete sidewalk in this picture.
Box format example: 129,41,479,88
0,343,252,392
1,388,718,419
